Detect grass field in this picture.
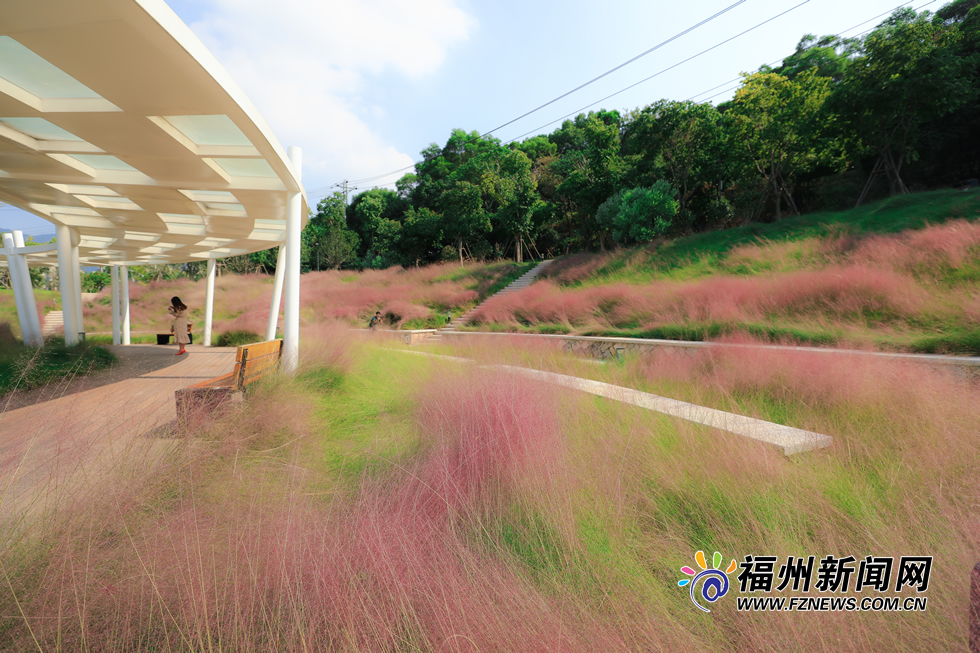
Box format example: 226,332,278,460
0,323,115,397
1,326,975,651
469,190,980,354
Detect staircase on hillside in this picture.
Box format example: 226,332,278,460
41,310,63,337
422,259,553,343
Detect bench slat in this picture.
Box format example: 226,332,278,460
187,371,236,389
236,339,282,387
175,339,282,424
241,358,279,385
240,340,282,360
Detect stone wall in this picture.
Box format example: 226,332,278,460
436,331,980,379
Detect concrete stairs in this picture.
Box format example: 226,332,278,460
438,259,553,335
41,310,63,337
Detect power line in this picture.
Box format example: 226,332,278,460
481,0,747,136
509,0,936,141
505,0,811,144
314,2,746,193
685,0,921,103
320,0,939,195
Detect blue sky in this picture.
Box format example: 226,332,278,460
1,0,940,236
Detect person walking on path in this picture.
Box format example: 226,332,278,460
369,311,382,330
168,296,190,355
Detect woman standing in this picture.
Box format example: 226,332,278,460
168,296,189,355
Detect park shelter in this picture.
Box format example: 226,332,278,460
0,0,307,370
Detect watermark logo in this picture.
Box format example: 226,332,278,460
677,550,738,612
677,551,932,613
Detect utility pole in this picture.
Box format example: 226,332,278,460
338,180,357,207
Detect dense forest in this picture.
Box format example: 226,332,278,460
296,1,980,270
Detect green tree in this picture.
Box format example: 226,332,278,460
307,192,360,269
80,269,110,292
398,206,444,266
347,188,407,264
728,69,836,219
472,148,539,262
622,100,724,216
550,111,628,248
440,181,489,264
832,8,976,202
513,135,557,162
773,34,861,82
597,182,679,244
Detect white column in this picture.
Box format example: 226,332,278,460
120,265,130,345
12,231,42,347
55,224,79,346
265,244,286,341
110,266,120,345
2,233,31,345
71,243,84,341
283,146,302,373
203,257,216,346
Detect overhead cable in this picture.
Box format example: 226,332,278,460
481,0,747,136
505,0,810,144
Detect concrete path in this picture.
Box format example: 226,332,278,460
0,344,236,517
389,349,832,456
497,365,832,455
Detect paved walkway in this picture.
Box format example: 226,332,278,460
0,344,236,517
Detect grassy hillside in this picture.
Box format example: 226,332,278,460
469,190,980,354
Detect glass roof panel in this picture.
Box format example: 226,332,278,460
69,154,137,171
212,158,276,178
47,184,118,196
86,194,135,203
163,115,252,147
0,37,102,99
0,117,83,141
203,202,245,212
180,189,237,202
159,213,204,224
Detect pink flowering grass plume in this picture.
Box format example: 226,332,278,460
848,218,980,276
474,261,930,334
0,356,645,650
298,319,355,375
77,262,508,336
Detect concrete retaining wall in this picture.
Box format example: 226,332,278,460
434,331,980,379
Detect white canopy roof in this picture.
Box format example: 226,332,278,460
0,0,307,267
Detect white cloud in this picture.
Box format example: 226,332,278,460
189,0,475,198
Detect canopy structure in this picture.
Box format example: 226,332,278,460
0,0,305,369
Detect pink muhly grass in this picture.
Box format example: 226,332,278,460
849,219,980,274
475,264,927,329
412,369,570,517
676,265,926,321
79,264,487,335
540,251,617,285
636,332,980,468
3,360,632,651
298,320,355,375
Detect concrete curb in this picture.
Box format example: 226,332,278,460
385,348,832,456
431,331,980,378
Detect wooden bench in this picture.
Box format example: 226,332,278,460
174,339,283,424
157,323,193,345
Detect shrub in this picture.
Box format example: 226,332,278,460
613,181,679,244
216,330,263,347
